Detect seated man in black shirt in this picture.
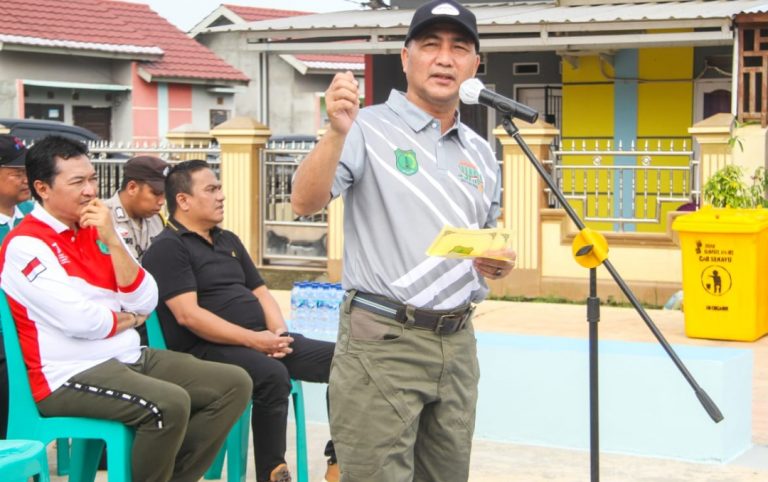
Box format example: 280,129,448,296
142,160,336,482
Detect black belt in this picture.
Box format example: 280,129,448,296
348,292,474,335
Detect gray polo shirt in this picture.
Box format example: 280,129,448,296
105,192,165,262
331,90,501,309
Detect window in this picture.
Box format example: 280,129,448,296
513,63,540,76
210,109,230,129
25,103,64,121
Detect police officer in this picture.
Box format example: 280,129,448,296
105,155,169,262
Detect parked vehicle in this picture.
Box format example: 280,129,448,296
0,118,101,144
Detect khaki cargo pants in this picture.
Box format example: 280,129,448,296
329,294,480,482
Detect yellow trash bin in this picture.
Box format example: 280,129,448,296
672,207,768,341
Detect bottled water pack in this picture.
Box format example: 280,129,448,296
289,281,343,341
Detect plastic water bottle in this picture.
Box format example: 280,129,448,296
316,284,332,340
305,282,321,334
663,290,683,310
290,282,305,333
330,283,344,339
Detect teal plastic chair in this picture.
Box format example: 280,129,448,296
0,439,50,481
0,289,133,481
145,312,309,482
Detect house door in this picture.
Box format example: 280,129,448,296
693,79,731,123
73,106,111,140
516,85,562,129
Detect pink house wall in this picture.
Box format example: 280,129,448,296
131,63,158,142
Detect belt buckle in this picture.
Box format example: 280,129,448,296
434,306,473,334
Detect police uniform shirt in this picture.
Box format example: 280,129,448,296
105,192,164,262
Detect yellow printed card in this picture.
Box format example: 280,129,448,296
426,226,514,260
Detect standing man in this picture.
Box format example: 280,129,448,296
291,1,516,481
0,134,33,440
105,155,169,262
1,136,252,481
143,160,337,482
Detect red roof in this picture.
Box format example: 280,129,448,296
295,54,365,64
224,4,311,22
0,0,248,83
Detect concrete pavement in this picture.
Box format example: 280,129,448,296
48,295,768,481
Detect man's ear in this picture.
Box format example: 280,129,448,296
125,180,140,195
175,192,189,212
33,180,50,201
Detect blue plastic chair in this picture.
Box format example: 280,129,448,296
0,289,133,482
145,312,309,482
0,439,50,481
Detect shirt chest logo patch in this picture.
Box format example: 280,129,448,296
458,160,484,192
394,148,419,176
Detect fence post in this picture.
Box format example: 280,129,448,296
688,113,734,192
326,196,344,283
210,117,271,263
492,119,559,296
165,125,214,160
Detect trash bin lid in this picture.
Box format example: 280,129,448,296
672,206,768,233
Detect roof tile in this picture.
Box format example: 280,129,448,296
0,0,248,83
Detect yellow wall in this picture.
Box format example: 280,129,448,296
560,48,696,234
638,47,694,138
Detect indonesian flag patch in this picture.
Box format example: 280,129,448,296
22,257,46,282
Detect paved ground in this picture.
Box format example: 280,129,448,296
47,294,768,481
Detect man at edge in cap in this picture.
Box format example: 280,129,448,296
0,135,33,243
105,155,169,263
291,1,516,480
0,134,33,441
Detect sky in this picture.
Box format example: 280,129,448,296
133,0,369,32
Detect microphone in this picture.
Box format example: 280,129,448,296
460,78,539,124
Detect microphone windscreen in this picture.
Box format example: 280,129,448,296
460,78,484,105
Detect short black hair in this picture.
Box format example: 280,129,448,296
165,159,210,216
25,135,89,203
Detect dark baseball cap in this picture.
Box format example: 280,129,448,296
123,155,170,192
0,134,28,168
405,0,479,51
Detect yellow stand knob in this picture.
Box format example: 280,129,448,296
572,227,609,269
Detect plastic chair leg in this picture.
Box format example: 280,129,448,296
204,444,227,480
55,437,70,476
291,381,309,482
227,404,251,482
204,401,252,482
68,439,104,482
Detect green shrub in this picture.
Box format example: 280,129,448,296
702,165,768,208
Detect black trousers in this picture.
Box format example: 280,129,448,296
191,334,334,482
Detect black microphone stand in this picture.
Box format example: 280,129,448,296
500,115,723,482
